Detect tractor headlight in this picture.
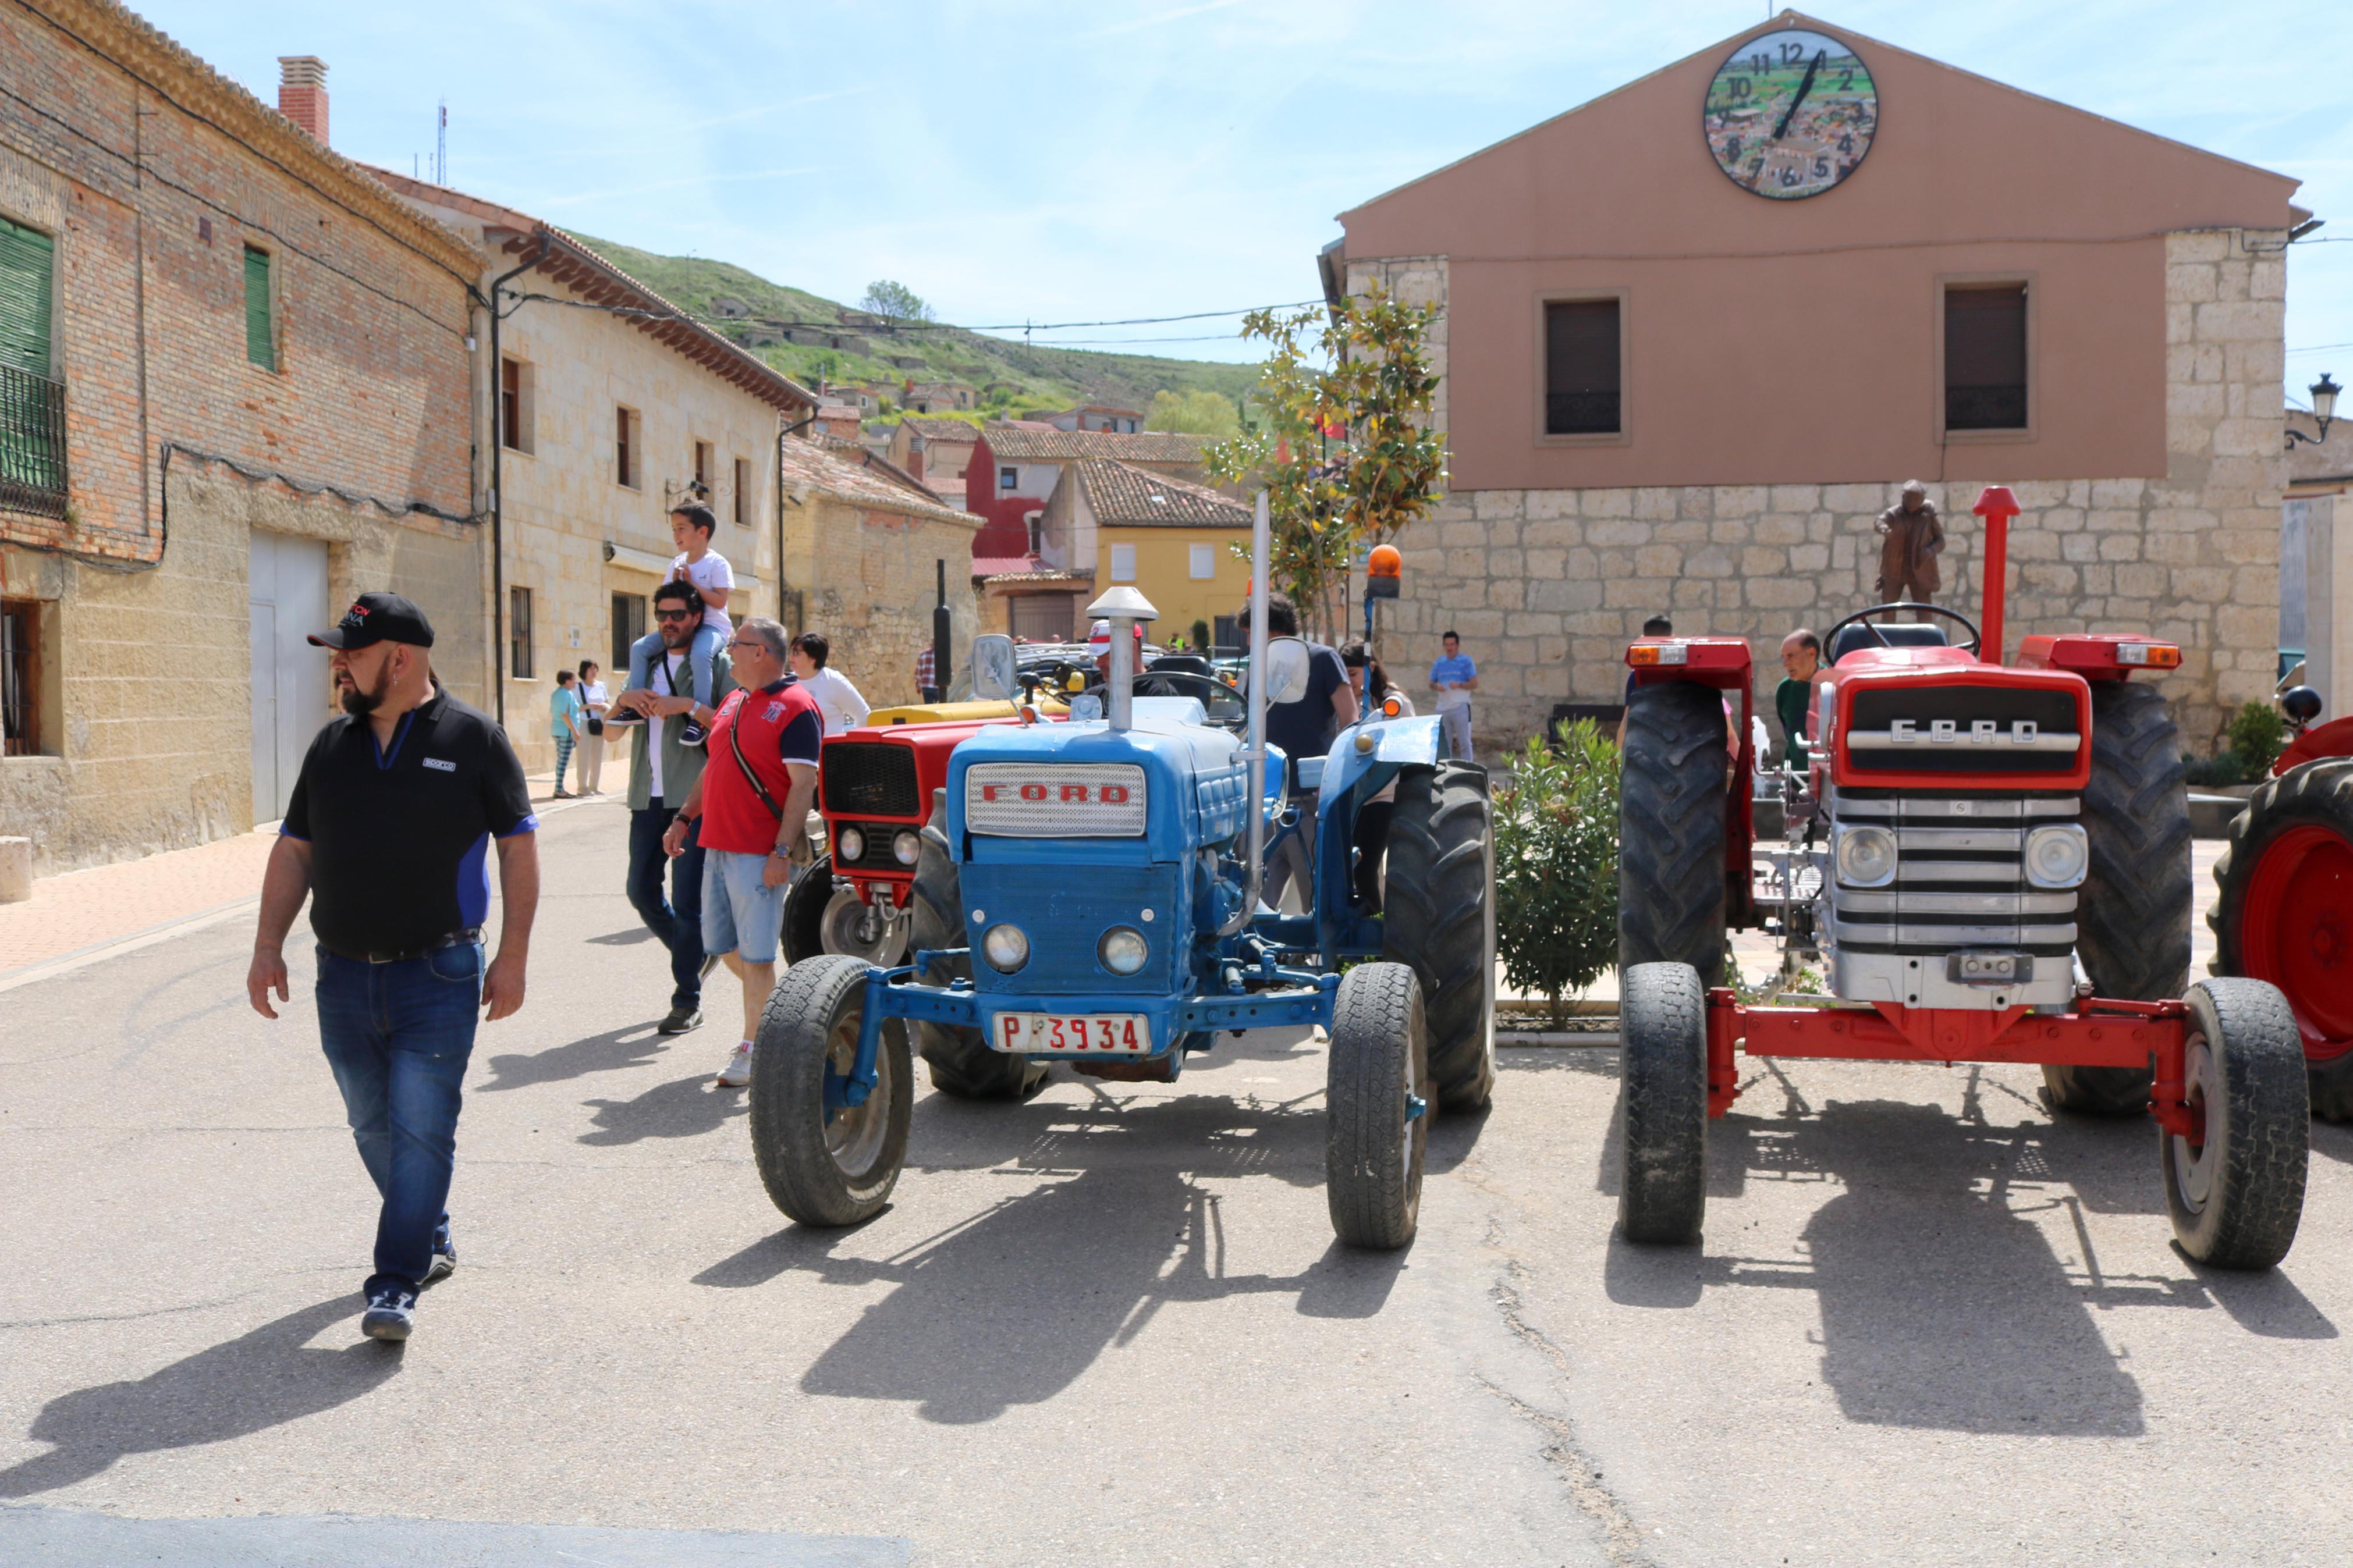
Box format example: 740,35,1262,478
981,923,1030,973
2023,823,2089,889
1098,926,1149,975
893,830,921,866
1834,824,1898,887
836,826,865,863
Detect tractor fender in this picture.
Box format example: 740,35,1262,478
1316,716,1447,827
2275,714,2353,775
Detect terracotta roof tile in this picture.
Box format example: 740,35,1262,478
900,417,980,443
977,428,1206,463
778,438,976,527
1075,460,1250,529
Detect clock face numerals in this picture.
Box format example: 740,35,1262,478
1705,29,1878,200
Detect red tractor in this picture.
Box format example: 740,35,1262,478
2206,685,2353,1121
1618,486,2309,1269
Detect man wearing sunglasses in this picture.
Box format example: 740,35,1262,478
616,579,736,1036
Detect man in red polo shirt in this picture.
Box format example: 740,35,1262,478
664,617,822,1085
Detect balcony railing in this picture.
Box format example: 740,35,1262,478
0,363,68,519
1544,390,1621,436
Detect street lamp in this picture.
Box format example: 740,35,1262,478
2287,372,2340,448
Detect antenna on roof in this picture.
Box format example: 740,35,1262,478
435,98,446,184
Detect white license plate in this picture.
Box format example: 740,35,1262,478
994,1012,1151,1056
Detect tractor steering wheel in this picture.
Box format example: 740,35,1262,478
1819,602,1983,662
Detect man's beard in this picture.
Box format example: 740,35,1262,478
339,663,391,715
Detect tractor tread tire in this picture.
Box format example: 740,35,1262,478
2208,756,2353,1122
909,790,1048,1101
749,952,913,1228
1618,962,1708,1246
1383,760,1497,1110
1325,962,1428,1250
1619,682,1730,988
780,851,832,966
2047,681,2189,1117
2163,978,2308,1270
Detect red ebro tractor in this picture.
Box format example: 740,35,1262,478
2207,679,2353,1122
1617,485,2309,1269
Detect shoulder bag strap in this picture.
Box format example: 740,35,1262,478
724,692,786,823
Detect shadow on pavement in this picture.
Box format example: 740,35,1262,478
580,1071,746,1145
480,1022,673,1093
585,927,656,945
701,1094,1410,1423
0,1296,398,1497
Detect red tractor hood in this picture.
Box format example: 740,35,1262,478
1820,655,2091,792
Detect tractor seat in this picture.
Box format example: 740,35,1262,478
1828,622,1951,664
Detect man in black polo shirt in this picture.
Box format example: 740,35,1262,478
246,592,540,1343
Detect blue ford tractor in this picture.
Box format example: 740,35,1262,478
747,499,1496,1248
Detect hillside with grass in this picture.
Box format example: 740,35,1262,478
574,234,1259,422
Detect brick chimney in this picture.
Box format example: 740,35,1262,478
277,56,328,145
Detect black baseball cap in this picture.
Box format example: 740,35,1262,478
309,591,435,650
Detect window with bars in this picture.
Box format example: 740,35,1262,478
1944,283,2028,431
733,456,750,527
243,246,276,371
611,591,645,673
615,406,638,489
1543,298,1620,436
509,586,534,680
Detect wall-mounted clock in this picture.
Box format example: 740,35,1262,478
1703,29,1878,199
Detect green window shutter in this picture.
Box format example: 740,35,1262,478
0,216,55,379
243,247,275,371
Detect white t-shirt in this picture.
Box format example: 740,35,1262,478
669,550,734,637
647,652,684,801
580,678,610,715
800,667,870,737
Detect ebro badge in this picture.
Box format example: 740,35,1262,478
966,763,1148,837
1848,720,2081,752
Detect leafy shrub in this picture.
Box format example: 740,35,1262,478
2224,701,2288,774
1492,720,1619,1025
2184,752,2255,788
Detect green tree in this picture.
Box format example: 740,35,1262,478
1492,721,1620,1025
1204,283,1446,634
858,280,934,322
1145,388,1241,439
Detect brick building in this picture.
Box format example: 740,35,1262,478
1328,13,2302,754
0,3,481,874
368,169,814,776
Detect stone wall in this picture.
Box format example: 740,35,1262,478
788,497,979,709
1356,232,2287,756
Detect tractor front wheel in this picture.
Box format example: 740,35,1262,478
1619,681,1730,987
2208,757,2353,1121
908,790,1047,1100
1618,962,1708,1245
2162,978,2308,1270
749,953,913,1227
2049,680,2190,1115
1325,962,1428,1250
1382,760,1497,1110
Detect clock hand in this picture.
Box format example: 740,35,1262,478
1772,49,1824,141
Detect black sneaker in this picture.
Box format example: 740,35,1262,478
361,1284,417,1341
658,1005,703,1036
680,721,707,746
422,1239,457,1288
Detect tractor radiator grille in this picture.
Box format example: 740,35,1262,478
821,742,921,819
1826,791,2081,957
1845,685,2084,774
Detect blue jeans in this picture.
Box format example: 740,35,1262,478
627,806,707,1010
625,623,722,708
315,942,482,1295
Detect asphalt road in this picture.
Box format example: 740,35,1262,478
2,796,2350,1566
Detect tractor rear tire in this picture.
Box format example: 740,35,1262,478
1619,681,1730,988
908,790,1048,1101
1618,962,1708,1246
749,953,913,1228
2047,680,2190,1116
2207,758,2353,1121
1383,760,1496,1111
1325,962,1428,1250
2162,978,2308,1269
780,852,832,965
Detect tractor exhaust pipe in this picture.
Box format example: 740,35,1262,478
1222,490,1273,936
1972,486,2019,665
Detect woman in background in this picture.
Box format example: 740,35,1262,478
575,659,609,795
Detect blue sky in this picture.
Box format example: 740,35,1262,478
139,1,2353,404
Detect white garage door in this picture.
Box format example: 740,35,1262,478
249,531,329,823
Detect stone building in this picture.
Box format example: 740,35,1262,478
2284,401,2352,711
1325,12,2304,754
776,435,979,706
370,170,815,777
0,7,481,874
886,416,978,500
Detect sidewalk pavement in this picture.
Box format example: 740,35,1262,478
0,772,599,987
